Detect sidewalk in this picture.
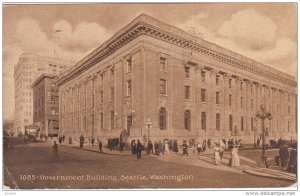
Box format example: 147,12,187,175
244,167,296,182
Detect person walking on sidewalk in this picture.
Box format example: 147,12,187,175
197,142,202,155
219,139,225,160
214,143,221,165
136,140,143,159
80,135,84,148
182,140,188,156
202,139,207,152
279,144,289,170
98,140,102,152
231,145,240,168
53,141,59,160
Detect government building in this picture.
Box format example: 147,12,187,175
57,14,297,145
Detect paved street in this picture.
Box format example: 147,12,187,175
3,142,294,189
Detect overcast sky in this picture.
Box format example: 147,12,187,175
3,3,297,120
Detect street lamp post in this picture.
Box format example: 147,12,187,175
146,119,152,144
254,104,272,168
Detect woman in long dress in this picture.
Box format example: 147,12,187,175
214,144,221,165
231,146,240,167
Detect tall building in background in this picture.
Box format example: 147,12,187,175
32,74,59,138
57,14,296,144
14,53,72,134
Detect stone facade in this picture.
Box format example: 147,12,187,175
32,74,59,137
57,14,297,144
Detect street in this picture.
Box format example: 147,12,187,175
3,142,293,189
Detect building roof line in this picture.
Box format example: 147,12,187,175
57,13,296,87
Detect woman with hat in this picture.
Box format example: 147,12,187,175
231,145,240,167
213,143,221,165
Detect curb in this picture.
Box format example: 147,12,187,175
243,168,296,182
62,145,133,156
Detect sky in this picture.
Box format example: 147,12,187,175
3,3,297,120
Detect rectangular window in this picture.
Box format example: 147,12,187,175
240,82,243,91
241,116,244,132
127,58,132,73
185,86,190,100
110,68,114,79
251,117,254,131
216,75,220,85
160,79,167,95
160,57,167,71
127,115,132,130
201,71,206,82
229,94,232,106
110,87,114,102
201,89,206,102
100,91,103,104
111,111,115,129
100,113,103,129
216,92,220,104
241,97,244,108
127,80,132,97
229,79,232,88
185,66,190,78
201,112,206,130
216,113,220,131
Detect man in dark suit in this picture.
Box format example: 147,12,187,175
279,144,289,170
136,140,143,159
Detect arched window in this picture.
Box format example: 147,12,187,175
184,110,191,131
229,115,233,132
159,107,167,130
201,112,206,130
216,113,220,131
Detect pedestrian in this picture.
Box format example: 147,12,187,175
120,140,125,153
231,145,240,167
202,139,206,152
62,135,65,143
168,140,173,153
147,141,153,154
154,141,159,155
158,140,163,155
164,140,170,155
182,140,188,156
257,138,260,147
197,142,202,154
219,139,225,160
136,140,143,159
279,144,289,170
131,139,136,154
98,140,103,152
173,140,178,153
69,136,72,144
91,138,95,146
287,148,297,174
207,139,211,149
53,141,59,160
80,135,84,148
213,143,221,165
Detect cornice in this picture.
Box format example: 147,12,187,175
57,14,296,88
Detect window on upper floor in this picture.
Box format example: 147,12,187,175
185,86,190,100
216,92,220,104
184,110,191,131
160,57,167,71
185,66,190,78
201,89,206,102
127,57,132,73
160,79,167,95
127,80,132,97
